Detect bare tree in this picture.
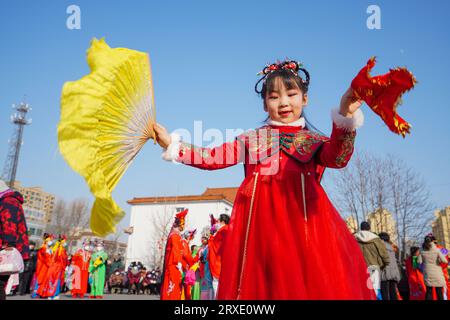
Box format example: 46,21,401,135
330,152,434,260
386,157,434,260
149,202,175,269
46,198,90,252
106,226,125,257
330,152,379,226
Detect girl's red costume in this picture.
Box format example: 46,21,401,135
166,111,375,299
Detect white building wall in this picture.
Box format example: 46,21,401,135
125,200,232,268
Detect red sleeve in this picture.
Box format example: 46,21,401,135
168,234,182,267
182,242,195,267
39,248,50,267
316,123,356,169
177,138,244,170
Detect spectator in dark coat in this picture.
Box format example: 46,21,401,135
18,241,37,295
0,179,30,300
378,232,401,300
354,221,389,297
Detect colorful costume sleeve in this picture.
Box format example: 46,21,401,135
208,226,228,279
351,57,416,137
168,234,183,270
316,109,363,169
88,255,95,273
182,241,199,270
163,133,244,170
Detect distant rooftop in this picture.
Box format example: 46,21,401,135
127,187,239,205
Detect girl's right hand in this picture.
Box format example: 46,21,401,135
153,123,172,149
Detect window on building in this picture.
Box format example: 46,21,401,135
176,207,186,213
36,229,43,237
29,228,36,236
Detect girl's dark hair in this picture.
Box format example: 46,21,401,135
422,236,433,250
378,232,390,242
410,246,420,257
258,68,310,99
256,69,324,134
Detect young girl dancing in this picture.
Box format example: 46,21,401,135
153,60,374,300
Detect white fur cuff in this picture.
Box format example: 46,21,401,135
162,133,182,162
331,108,364,131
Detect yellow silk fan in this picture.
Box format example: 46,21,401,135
58,38,156,236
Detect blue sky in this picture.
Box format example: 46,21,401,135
1,0,449,236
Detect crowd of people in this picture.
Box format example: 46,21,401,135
160,209,230,300
159,214,450,301
355,221,449,300
110,261,162,295
1,177,449,301
0,179,165,299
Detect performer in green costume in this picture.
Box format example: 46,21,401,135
89,241,108,298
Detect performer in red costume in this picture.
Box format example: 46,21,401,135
36,235,68,299
208,214,229,299
31,233,52,298
71,240,92,298
160,209,188,300
154,59,380,299
404,246,426,300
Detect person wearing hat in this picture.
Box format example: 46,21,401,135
160,209,188,300
0,179,30,300
354,221,389,298
71,239,93,298
31,233,53,298
36,234,68,299
89,240,108,298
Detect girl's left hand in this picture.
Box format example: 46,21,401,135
339,88,363,117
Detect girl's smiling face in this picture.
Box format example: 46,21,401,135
264,76,308,124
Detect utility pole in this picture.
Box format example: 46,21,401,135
2,101,32,188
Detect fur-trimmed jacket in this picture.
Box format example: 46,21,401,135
0,190,30,260
354,230,389,269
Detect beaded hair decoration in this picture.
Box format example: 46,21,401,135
254,59,310,94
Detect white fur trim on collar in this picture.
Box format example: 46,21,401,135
266,117,305,127
331,108,364,132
